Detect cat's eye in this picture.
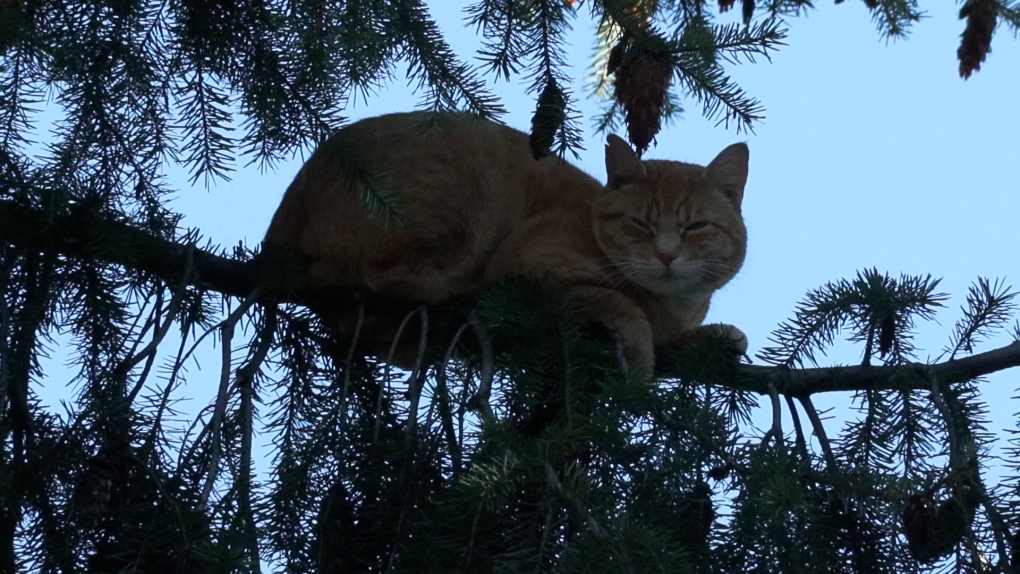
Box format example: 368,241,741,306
685,221,711,233
628,217,654,234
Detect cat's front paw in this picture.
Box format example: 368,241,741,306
696,323,748,355
607,326,656,383
615,336,655,383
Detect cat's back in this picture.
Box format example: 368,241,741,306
267,112,565,239
264,112,598,296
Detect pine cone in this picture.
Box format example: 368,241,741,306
719,0,737,13
79,445,133,513
878,314,895,358
902,473,981,564
676,482,715,550
613,44,672,155
707,464,732,481
902,495,937,560
621,0,658,30
606,36,629,77
0,0,23,56
958,0,997,79
314,482,358,574
1010,525,1020,570
529,79,567,159
742,0,756,24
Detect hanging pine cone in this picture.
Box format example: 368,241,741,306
314,481,358,574
902,495,937,560
958,0,997,79
676,482,715,551
529,78,567,159
606,35,630,77
613,43,672,155
0,0,23,56
1010,525,1020,570
878,313,896,358
741,0,756,24
619,0,658,30
902,464,982,564
78,444,133,514
707,463,732,481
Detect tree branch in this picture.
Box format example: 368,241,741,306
3,199,1019,398
724,342,1020,396
0,199,257,298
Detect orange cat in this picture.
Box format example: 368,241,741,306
264,112,748,376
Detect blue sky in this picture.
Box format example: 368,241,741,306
169,1,1020,449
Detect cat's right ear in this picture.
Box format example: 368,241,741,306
706,143,749,209
605,134,646,188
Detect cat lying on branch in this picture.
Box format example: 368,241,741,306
263,112,748,379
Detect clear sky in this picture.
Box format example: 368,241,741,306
167,1,1020,453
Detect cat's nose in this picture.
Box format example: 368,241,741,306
654,249,677,266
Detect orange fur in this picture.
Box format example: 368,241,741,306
264,112,749,374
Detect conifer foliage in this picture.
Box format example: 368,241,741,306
2,1,1020,573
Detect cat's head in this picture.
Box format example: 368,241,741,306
592,135,748,297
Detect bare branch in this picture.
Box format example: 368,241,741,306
711,341,1020,397
799,395,837,472
200,290,259,506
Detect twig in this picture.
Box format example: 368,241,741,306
535,504,555,573
143,330,192,457
118,289,157,370
468,311,495,422
338,299,364,449
544,462,605,537
759,383,783,449
926,375,961,463
377,306,425,445
199,290,259,506
460,509,483,571
405,306,429,444
236,306,275,571
0,252,14,419
784,395,809,460
980,497,1012,571
126,245,194,401
438,322,471,476
651,408,746,475
798,395,838,472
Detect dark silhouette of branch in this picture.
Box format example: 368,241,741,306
729,342,1020,396
0,199,258,298
3,199,1018,397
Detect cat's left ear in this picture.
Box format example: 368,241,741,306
706,143,749,209
605,134,646,188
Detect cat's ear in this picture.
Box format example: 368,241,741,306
605,134,646,188
706,143,749,209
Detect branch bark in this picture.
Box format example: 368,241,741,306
729,341,1020,396
0,199,258,298
3,199,1019,397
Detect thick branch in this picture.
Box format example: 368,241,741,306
0,199,258,298
2,199,1019,397
728,342,1020,396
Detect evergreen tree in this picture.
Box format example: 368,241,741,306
2,0,1020,572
